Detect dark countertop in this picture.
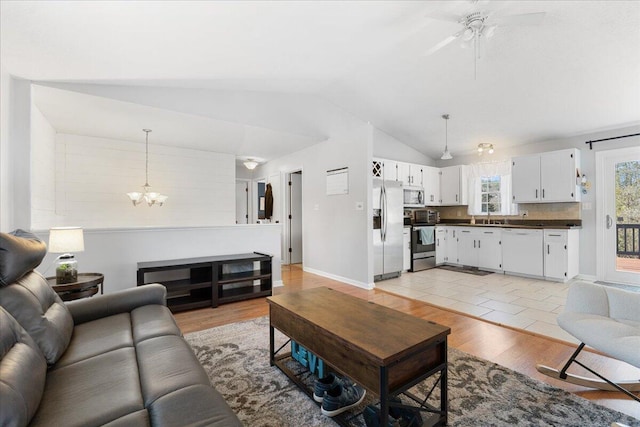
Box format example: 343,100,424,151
438,219,582,230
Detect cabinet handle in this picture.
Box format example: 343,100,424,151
542,189,545,199
473,240,476,248
535,189,538,199
548,234,561,237
478,240,481,248
456,194,458,202
437,238,439,246
547,244,550,255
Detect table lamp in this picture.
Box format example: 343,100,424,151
49,227,85,284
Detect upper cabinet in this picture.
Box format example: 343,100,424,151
372,158,399,181
423,166,440,205
439,165,467,205
398,163,423,187
512,149,581,203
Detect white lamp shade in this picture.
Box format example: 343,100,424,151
49,227,85,253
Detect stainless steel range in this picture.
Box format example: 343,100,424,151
407,209,439,272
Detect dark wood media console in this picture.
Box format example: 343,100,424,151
137,252,273,312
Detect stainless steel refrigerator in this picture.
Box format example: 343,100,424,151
373,179,403,281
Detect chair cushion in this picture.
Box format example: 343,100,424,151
0,230,47,287
0,270,74,365
0,307,47,427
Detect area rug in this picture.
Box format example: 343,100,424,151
435,265,494,276
185,316,640,427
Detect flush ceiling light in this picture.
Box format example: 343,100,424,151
440,114,453,160
477,143,495,155
243,159,259,170
126,129,168,207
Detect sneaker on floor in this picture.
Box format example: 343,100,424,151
313,373,343,403
321,382,366,417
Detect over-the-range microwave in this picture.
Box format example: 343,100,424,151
403,186,425,208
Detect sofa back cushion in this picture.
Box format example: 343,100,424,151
1,270,74,365
0,231,74,365
0,230,47,287
0,307,47,427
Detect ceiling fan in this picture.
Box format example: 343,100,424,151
425,5,546,78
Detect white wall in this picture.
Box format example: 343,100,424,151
253,120,372,288
1,76,31,231
0,66,11,231
435,124,640,278
372,127,435,166
34,224,282,294
30,105,58,229
47,133,235,228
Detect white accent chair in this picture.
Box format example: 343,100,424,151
537,281,640,402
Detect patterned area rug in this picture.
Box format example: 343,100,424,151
185,317,640,427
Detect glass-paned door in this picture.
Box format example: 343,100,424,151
597,146,640,285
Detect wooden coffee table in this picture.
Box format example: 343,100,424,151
267,287,451,426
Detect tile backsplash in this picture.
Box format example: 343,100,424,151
432,202,581,221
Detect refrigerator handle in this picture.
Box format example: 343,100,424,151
380,185,386,242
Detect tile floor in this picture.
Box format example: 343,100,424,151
376,268,581,344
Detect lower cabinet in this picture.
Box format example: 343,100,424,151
502,229,544,277
544,229,579,281
457,228,502,271
435,226,459,265
403,227,411,271
435,227,446,264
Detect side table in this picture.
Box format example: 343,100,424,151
46,273,104,302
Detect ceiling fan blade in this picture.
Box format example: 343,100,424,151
491,12,546,27
424,10,462,24
424,32,462,56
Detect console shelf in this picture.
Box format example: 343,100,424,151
137,252,273,312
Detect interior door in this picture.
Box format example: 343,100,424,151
288,172,303,264
597,146,640,285
235,181,248,224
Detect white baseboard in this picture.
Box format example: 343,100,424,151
575,274,597,283
302,267,373,290
273,280,284,288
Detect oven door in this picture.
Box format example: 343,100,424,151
411,225,436,271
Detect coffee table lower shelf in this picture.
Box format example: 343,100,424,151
271,345,447,427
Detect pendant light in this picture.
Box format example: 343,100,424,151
440,114,453,160
126,129,168,206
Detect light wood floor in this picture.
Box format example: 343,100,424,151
174,265,640,420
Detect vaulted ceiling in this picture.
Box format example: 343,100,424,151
2,1,639,161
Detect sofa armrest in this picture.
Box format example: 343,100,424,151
67,284,167,325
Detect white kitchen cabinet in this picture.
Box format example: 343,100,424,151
372,158,399,181
456,228,502,271
457,229,477,266
439,165,467,205
512,148,581,203
398,162,423,187
423,166,440,206
544,229,579,281
477,229,502,271
446,227,459,265
403,227,411,271
502,229,544,277
435,226,446,264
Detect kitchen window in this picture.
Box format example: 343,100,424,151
467,161,518,216
480,176,501,213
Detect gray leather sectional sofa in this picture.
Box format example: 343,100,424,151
0,230,242,427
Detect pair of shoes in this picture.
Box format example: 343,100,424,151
314,373,366,417
363,397,423,427
313,373,343,403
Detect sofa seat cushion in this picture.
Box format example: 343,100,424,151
137,335,212,407
149,384,242,427
53,313,133,369
102,410,150,427
0,270,73,365
131,305,181,344
0,308,47,427
558,312,640,368
30,347,145,427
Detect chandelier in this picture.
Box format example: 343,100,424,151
126,129,168,206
